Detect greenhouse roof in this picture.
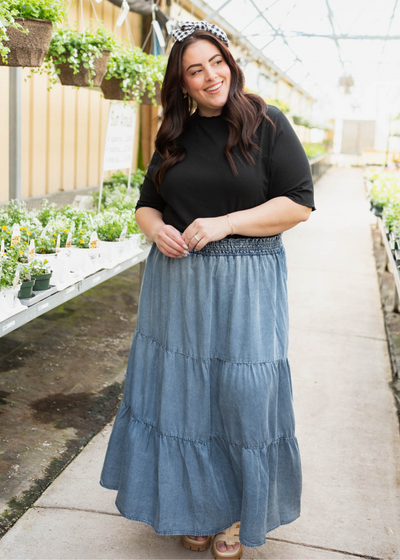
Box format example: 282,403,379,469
194,0,400,100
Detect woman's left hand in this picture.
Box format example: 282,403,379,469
181,216,232,252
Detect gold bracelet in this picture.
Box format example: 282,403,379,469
226,214,234,235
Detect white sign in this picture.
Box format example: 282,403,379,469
102,103,137,172
116,0,130,27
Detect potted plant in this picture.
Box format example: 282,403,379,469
95,212,132,266
139,53,167,106
101,45,149,102
119,209,145,251
30,258,52,290
0,253,22,314
33,22,117,88
3,244,34,299
17,264,35,299
34,197,58,227
0,0,67,67
68,226,103,275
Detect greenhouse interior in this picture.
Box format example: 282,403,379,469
0,0,400,558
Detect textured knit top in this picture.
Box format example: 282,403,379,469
134,104,316,238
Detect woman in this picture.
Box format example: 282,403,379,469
100,20,316,560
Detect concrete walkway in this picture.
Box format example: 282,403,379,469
0,166,399,560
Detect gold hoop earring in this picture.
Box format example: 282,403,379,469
183,91,188,99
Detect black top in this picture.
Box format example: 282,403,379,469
135,104,316,238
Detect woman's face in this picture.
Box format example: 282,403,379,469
181,39,231,117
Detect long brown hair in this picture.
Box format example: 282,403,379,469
153,30,275,192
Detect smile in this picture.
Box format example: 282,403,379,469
204,81,223,93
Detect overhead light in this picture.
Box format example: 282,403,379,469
338,75,354,94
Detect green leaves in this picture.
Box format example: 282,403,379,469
0,0,67,63
43,21,118,87
10,0,68,23
369,171,400,209
104,46,167,104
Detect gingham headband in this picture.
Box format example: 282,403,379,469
171,20,230,47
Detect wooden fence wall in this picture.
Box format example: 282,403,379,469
0,0,145,204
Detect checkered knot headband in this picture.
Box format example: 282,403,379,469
171,20,230,47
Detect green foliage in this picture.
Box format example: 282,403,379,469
292,114,333,131
382,200,400,231
35,230,58,254
0,255,19,289
366,167,400,222
72,227,92,248
6,0,67,22
4,200,29,224
104,46,166,105
140,52,167,104
302,142,328,159
34,198,58,226
292,115,311,128
1,164,146,265
30,258,51,275
29,21,118,88
265,98,291,114
103,169,145,189
0,0,67,64
368,171,400,210
57,205,94,230
120,210,141,235
92,169,145,211
94,212,125,242
0,242,28,288
34,216,73,253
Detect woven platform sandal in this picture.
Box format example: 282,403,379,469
211,522,243,560
181,534,213,551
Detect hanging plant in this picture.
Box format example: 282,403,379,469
0,0,67,67
29,21,118,88
101,45,151,103
139,53,168,106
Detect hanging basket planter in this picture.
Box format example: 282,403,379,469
29,25,119,90
98,47,166,104
0,18,53,68
56,49,111,87
100,76,135,101
141,81,162,106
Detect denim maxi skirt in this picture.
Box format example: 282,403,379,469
99,233,302,548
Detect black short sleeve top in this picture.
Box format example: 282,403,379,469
135,104,316,237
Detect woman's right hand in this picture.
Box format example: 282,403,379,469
155,224,189,258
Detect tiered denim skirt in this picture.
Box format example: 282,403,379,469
99,233,302,548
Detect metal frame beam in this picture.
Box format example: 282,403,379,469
290,32,400,40
9,67,21,201
184,0,315,101
324,0,345,72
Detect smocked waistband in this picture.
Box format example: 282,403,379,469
189,233,283,256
